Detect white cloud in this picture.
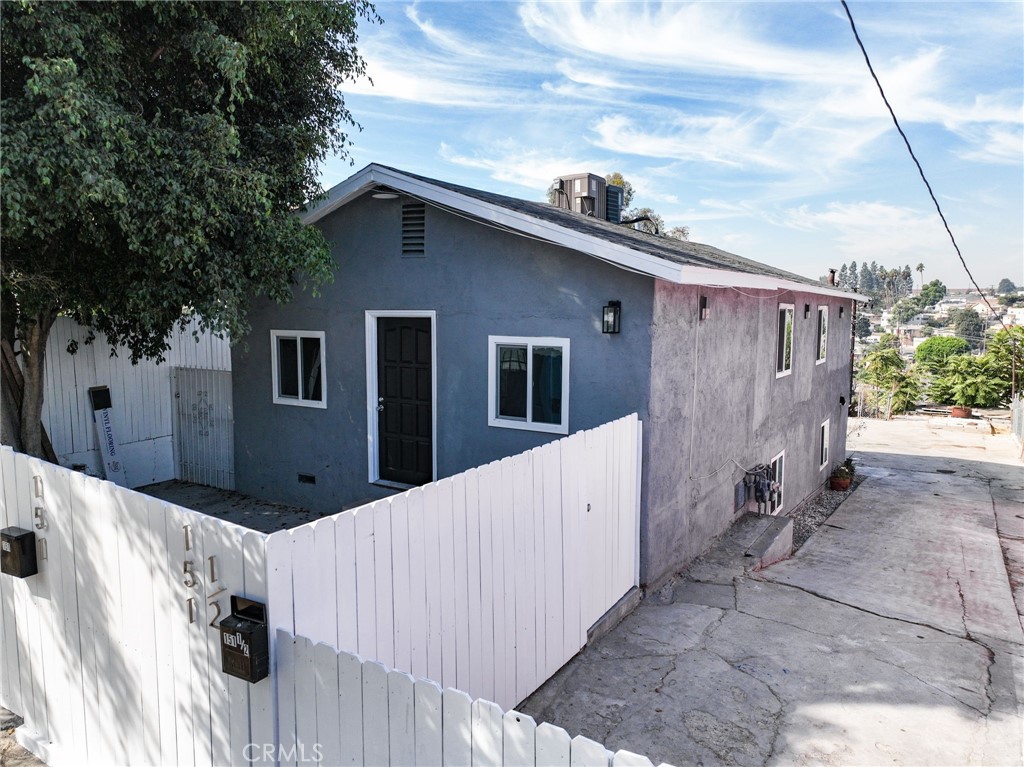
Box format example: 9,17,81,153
439,142,603,193
783,201,967,261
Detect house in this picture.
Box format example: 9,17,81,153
231,164,862,588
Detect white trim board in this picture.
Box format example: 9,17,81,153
364,310,438,487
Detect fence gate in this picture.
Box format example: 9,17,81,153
172,367,234,489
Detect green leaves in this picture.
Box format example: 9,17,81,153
1,0,372,362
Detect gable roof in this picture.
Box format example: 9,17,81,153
303,164,866,301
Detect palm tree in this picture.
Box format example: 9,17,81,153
916,262,925,291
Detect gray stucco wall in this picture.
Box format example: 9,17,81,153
643,283,854,587
232,193,655,512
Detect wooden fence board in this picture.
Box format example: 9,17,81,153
388,670,416,765
471,698,503,767
504,710,537,767
437,479,458,688
541,443,564,682
390,494,412,675
312,518,339,649
511,451,535,703
537,722,572,766
571,735,612,767
295,636,318,767
276,632,297,767
442,687,473,767
423,483,444,687
361,661,390,766
406,489,428,678
476,461,498,704
498,458,517,710
612,750,655,766
463,469,484,700
351,506,376,660
243,529,274,765
334,512,359,653
337,649,364,766
450,473,471,692
372,500,396,670
314,641,342,766
414,679,443,765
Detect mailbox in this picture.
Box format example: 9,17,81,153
219,596,269,683
1,527,38,578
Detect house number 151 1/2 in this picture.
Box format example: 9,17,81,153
182,524,226,628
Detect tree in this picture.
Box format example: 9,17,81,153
838,264,849,289
622,206,665,235
877,332,901,350
997,278,1017,294
857,348,920,419
854,314,871,340
1,0,376,457
932,355,1007,409
919,279,947,307
997,294,1022,307
890,299,920,328
665,226,690,241
916,263,925,290
951,308,984,349
848,260,859,292
604,172,635,207
859,262,874,295
987,326,1024,398
914,336,970,373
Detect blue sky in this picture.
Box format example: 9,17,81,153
322,1,1023,291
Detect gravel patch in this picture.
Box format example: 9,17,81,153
788,472,868,551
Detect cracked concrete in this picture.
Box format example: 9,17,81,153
520,417,1024,766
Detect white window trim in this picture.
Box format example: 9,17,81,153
365,310,437,488
271,329,327,409
770,449,785,515
816,306,828,365
776,304,794,379
819,419,830,470
487,335,570,435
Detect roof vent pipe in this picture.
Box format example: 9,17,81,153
828,268,837,286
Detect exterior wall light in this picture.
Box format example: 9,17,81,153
839,306,845,318
699,295,709,321
602,301,621,334
804,304,811,319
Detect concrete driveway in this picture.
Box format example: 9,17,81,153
521,417,1024,766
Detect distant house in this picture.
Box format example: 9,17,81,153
231,164,862,587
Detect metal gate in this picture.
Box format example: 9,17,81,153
172,367,234,489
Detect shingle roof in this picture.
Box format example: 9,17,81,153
390,165,826,290
304,163,865,300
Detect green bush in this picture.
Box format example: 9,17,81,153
915,336,970,373
932,355,1007,408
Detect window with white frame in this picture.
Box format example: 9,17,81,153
816,306,828,364
819,419,830,469
770,450,785,514
776,304,794,377
271,330,326,408
488,336,570,435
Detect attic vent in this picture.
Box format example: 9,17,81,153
402,203,426,257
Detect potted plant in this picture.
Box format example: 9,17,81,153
829,458,855,491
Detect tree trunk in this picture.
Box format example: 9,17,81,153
19,309,57,458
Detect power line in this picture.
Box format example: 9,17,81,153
839,0,1016,394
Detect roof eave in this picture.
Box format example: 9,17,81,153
303,164,869,301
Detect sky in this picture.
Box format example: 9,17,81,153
321,0,1024,291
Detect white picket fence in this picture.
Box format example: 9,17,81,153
265,413,642,711
0,447,271,767
0,414,648,766
276,629,669,767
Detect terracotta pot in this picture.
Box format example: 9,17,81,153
829,476,852,491
951,405,973,419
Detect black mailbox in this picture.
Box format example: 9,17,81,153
1,527,38,579
219,596,269,683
